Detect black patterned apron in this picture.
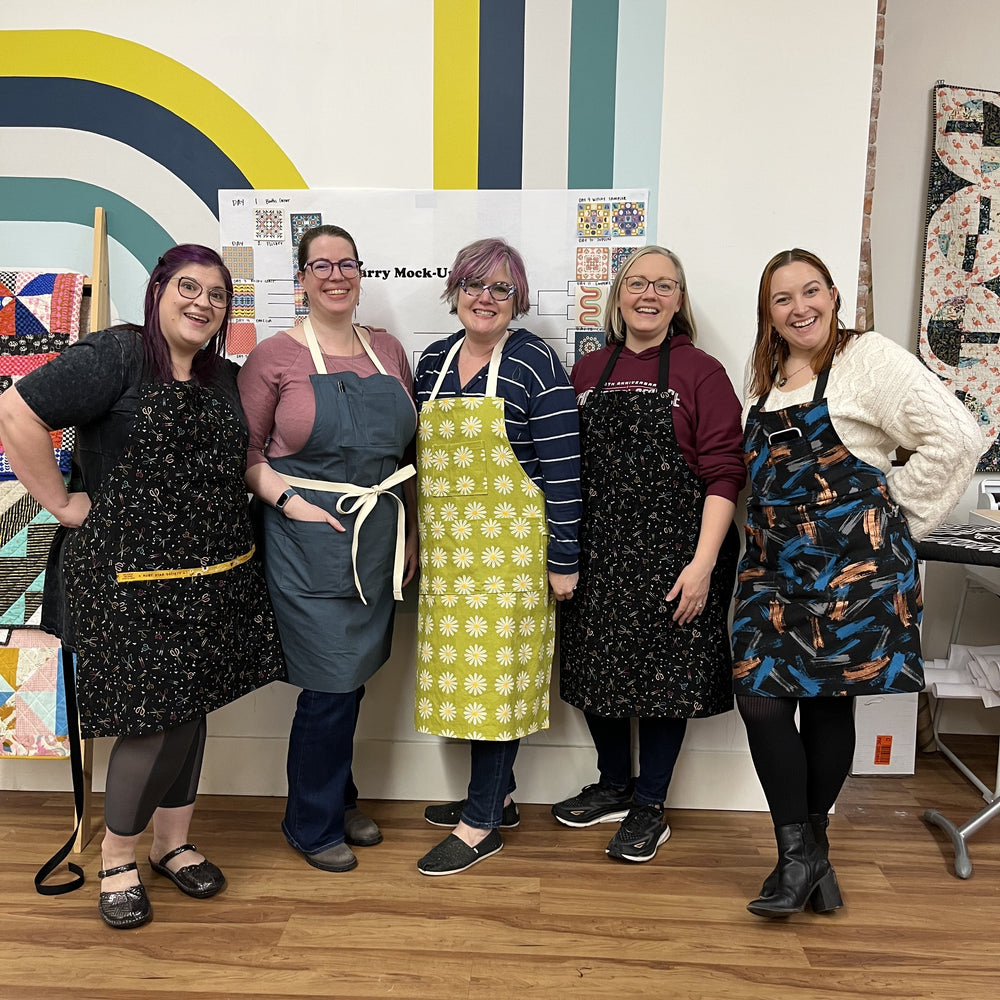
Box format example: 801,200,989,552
63,379,285,738
732,367,923,697
559,339,738,719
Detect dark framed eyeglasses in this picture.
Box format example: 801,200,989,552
303,258,363,280
624,276,682,297
459,278,516,302
176,276,232,309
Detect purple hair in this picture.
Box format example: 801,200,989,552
442,238,531,318
141,244,233,384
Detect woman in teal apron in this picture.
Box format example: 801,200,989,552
240,225,417,874
414,238,581,876
732,248,983,918
0,245,285,929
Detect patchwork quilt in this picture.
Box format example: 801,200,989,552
917,84,1000,471
0,269,84,477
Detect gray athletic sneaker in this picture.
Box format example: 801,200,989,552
551,780,634,828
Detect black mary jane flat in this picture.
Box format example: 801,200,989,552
98,861,152,929
149,843,226,899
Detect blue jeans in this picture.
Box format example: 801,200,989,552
460,738,519,830
282,686,364,854
585,712,688,805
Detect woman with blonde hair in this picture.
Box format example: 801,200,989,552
554,245,744,863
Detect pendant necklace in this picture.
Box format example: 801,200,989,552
777,361,812,388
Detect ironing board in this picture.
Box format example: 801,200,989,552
916,519,1000,878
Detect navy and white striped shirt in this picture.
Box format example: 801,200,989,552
415,328,581,574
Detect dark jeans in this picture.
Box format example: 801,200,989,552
459,738,519,830
282,686,364,854
585,712,688,805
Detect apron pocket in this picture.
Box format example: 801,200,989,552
267,517,358,598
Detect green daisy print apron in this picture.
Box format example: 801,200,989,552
415,333,555,740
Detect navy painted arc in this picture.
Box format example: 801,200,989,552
0,77,250,216
478,0,525,190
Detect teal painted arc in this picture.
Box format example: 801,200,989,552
567,0,619,189
612,0,665,243
0,177,173,271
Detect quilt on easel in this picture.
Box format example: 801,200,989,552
0,482,58,626
0,628,68,757
917,84,1000,471
0,269,84,477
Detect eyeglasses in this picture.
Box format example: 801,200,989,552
303,258,363,280
176,276,232,308
459,278,516,302
624,276,682,297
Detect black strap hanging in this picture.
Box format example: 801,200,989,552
34,643,85,895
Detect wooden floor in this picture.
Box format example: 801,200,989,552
3,738,999,1000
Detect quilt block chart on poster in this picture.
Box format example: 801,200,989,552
918,84,1000,471
218,189,648,370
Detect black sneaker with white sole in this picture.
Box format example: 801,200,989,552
551,780,634,828
605,803,671,862
423,799,520,828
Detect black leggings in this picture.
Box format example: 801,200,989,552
736,696,855,827
104,716,207,837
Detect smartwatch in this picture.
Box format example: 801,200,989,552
274,487,297,515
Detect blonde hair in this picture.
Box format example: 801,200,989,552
604,246,696,344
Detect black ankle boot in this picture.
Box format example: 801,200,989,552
758,813,831,898
747,822,842,918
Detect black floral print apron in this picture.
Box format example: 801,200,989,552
63,379,285,738
732,366,923,697
559,339,738,718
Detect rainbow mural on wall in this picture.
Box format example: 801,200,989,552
1,1,665,284
0,29,305,272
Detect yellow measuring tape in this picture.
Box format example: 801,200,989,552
116,547,255,583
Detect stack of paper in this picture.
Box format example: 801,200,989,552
924,644,1000,709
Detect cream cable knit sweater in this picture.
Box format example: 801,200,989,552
747,331,986,540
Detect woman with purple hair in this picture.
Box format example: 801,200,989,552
414,238,581,875
0,245,285,928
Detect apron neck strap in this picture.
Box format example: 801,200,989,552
484,332,511,397
593,337,671,395
302,317,387,377
428,332,511,401
302,316,327,375
813,364,831,400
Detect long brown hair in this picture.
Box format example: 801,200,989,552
748,248,861,399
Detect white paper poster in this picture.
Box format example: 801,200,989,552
218,188,649,370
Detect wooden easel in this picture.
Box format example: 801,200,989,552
73,206,109,853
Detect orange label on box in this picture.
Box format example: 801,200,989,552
873,734,893,765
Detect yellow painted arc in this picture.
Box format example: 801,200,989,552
434,1,479,189
2,29,305,190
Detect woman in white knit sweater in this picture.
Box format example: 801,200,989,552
732,248,984,919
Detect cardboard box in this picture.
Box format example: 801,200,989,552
851,693,918,775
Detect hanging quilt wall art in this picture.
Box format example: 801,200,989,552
0,481,59,627
0,627,68,758
0,269,85,477
917,83,1000,471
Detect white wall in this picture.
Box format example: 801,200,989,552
0,1,882,806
